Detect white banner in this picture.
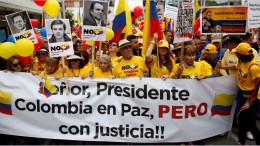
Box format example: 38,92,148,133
0,72,237,143
248,0,260,28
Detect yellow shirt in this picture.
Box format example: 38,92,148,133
236,59,260,91
170,62,204,79
149,55,175,78
114,56,146,78
93,67,113,78
67,66,90,77
199,60,213,77
33,62,46,74
111,56,121,68
39,69,64,78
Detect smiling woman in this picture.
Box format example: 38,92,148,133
6,56,24,72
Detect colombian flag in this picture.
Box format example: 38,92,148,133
211,94,236,117
142,0,163,55
195,0,200,21
39,79,58,98
112,0,132,42
0,90,13,115
165,17,171,30
77,13,81,26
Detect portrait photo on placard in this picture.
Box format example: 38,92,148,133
5,11,32,34
46,19,72,43
83,0,108,27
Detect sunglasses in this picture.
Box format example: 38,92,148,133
110,43,117,46
12,62,21,67
36,52,47,56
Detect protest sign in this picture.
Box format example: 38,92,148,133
82,0,108,41
46,19,74,57
174,0,194,43
5,11,38,44
0,72,237,142
201,6,248,34
248,0,260,28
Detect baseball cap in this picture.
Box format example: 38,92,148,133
203,44,217,54
211,34,222,43
232,43,253,55
158,40,169,49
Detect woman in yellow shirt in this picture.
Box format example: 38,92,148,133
146,33,175,78
67,54,90,79
89,55,114,78
163,45,204,80
220,43,260,145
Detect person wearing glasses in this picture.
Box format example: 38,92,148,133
49,19,71,43
32,48,49,74
6,56,24,72
108,42,120,67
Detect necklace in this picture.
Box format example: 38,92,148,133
71,68,80,77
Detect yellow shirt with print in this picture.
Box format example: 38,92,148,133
114,56,146,78
67,66,90,77
199,60,213,77
93,67,113,78
33,62,46,74
149,55,175,78
236,59,260,91
170,61,204,79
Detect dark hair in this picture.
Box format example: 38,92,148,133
68,52,85,69
200,53,215,67
126,34,137,41
163,30,171,35
50,19,66,30
12,13,24,23
237,53,254,63
0,56,7,70
90,2,103,12
240,32,252,41
80,51,90,65
159,48,173,72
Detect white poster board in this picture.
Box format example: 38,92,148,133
82,0,109,41
5,11,38,44
247,0,260,28
46,19,74,57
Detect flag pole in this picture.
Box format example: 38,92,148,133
61,0,69,95
92,41,95,71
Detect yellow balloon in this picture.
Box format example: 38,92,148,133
15,39,34,57
44,0,60,18
106,28,114,41
0,42,16,59
85,40,94,46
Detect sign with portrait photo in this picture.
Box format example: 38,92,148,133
201,6,248,34
45,19,74,58
5,11,38,44
173,0,194,43
82,0,109,41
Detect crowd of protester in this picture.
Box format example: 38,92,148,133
0,27,260,145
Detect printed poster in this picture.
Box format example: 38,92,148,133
5,11,38,44
46,19,74,57
201,6,248,34
82,0,109,41
174,0,194,43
